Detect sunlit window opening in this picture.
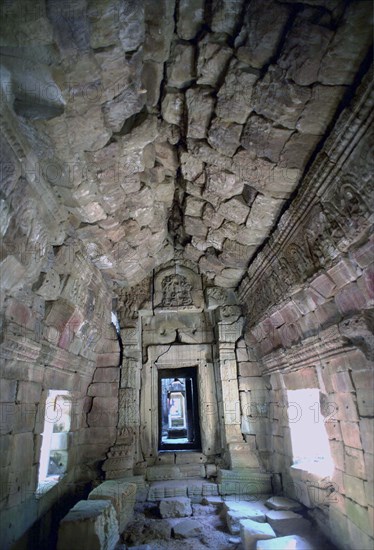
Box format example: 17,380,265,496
287,389,334,477
37,390,72,492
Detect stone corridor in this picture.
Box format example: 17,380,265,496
0,0,373,549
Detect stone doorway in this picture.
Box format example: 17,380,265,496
158,367,201,452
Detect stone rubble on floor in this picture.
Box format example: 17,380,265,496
55,476,337,550
159,497,193,518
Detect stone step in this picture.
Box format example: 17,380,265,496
265,496,302,511
146,464,205,481
148,479,219,500
256,534,318,549
222,501,269,535
217,469,272,495
265,510,311,536
240,518,276,550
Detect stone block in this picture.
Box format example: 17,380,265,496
335,283,367,315
340,421,362,449
345,446,366,480
239,362,262,377
96,353,120,368
88,383,118,398
297,311,320,337
175,452,207,465
329,439,344,471
223,501,268,534
283,367,318,390
146,466,182,482
167,44,195,88
328,259,358,289
88,480,137,532
291,287,324,315
265,496,302,511
87,397,119,427
329,507,349,550
346,498,371,536
173,517,204,538
360,418,374,454
159,497,192,518
332,392,359,422
178,463,205,478
1,379,17,402
364,453,373,481
16,381,42,403
218,470,272,495
331,371,354,393
57,500,119,550
266,510,311,536
310,273,336,298
356,388,374,417
347,519,374,550
343,473,367,507
93,368,120,383
314,300,341,328
351,239,373,268
257,535,317,549
240,519,276,550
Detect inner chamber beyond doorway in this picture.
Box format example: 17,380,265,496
158,367,201,451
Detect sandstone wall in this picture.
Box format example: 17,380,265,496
238,71,374,550
0,116,119,548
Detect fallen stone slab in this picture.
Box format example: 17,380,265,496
88,479,137,533
240,519,276,550
173,518,204,538
159,496,192,518
223,500,269,517
57,500,119,550
265,496,302,511
256,534,317,549
192,503,217,516
227,509,266,534
265,510,311,536
201,495,223,508
223,500,269,534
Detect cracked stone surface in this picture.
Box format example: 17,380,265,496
1,0,371,290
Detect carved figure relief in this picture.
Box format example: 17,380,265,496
119,277,150,321
161,274,193,307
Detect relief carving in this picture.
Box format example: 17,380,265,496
161,274,192,307
118,277,150,321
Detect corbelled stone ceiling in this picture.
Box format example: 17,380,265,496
1,0,372,289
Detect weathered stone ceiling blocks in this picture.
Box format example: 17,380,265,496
1,0,372,289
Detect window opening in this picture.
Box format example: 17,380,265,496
37,390,71,492
287,388,333,477
158,367,201,451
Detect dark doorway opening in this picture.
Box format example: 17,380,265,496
158,367,201,451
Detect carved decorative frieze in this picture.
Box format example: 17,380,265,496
117,277,151,322
239,71,374,326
